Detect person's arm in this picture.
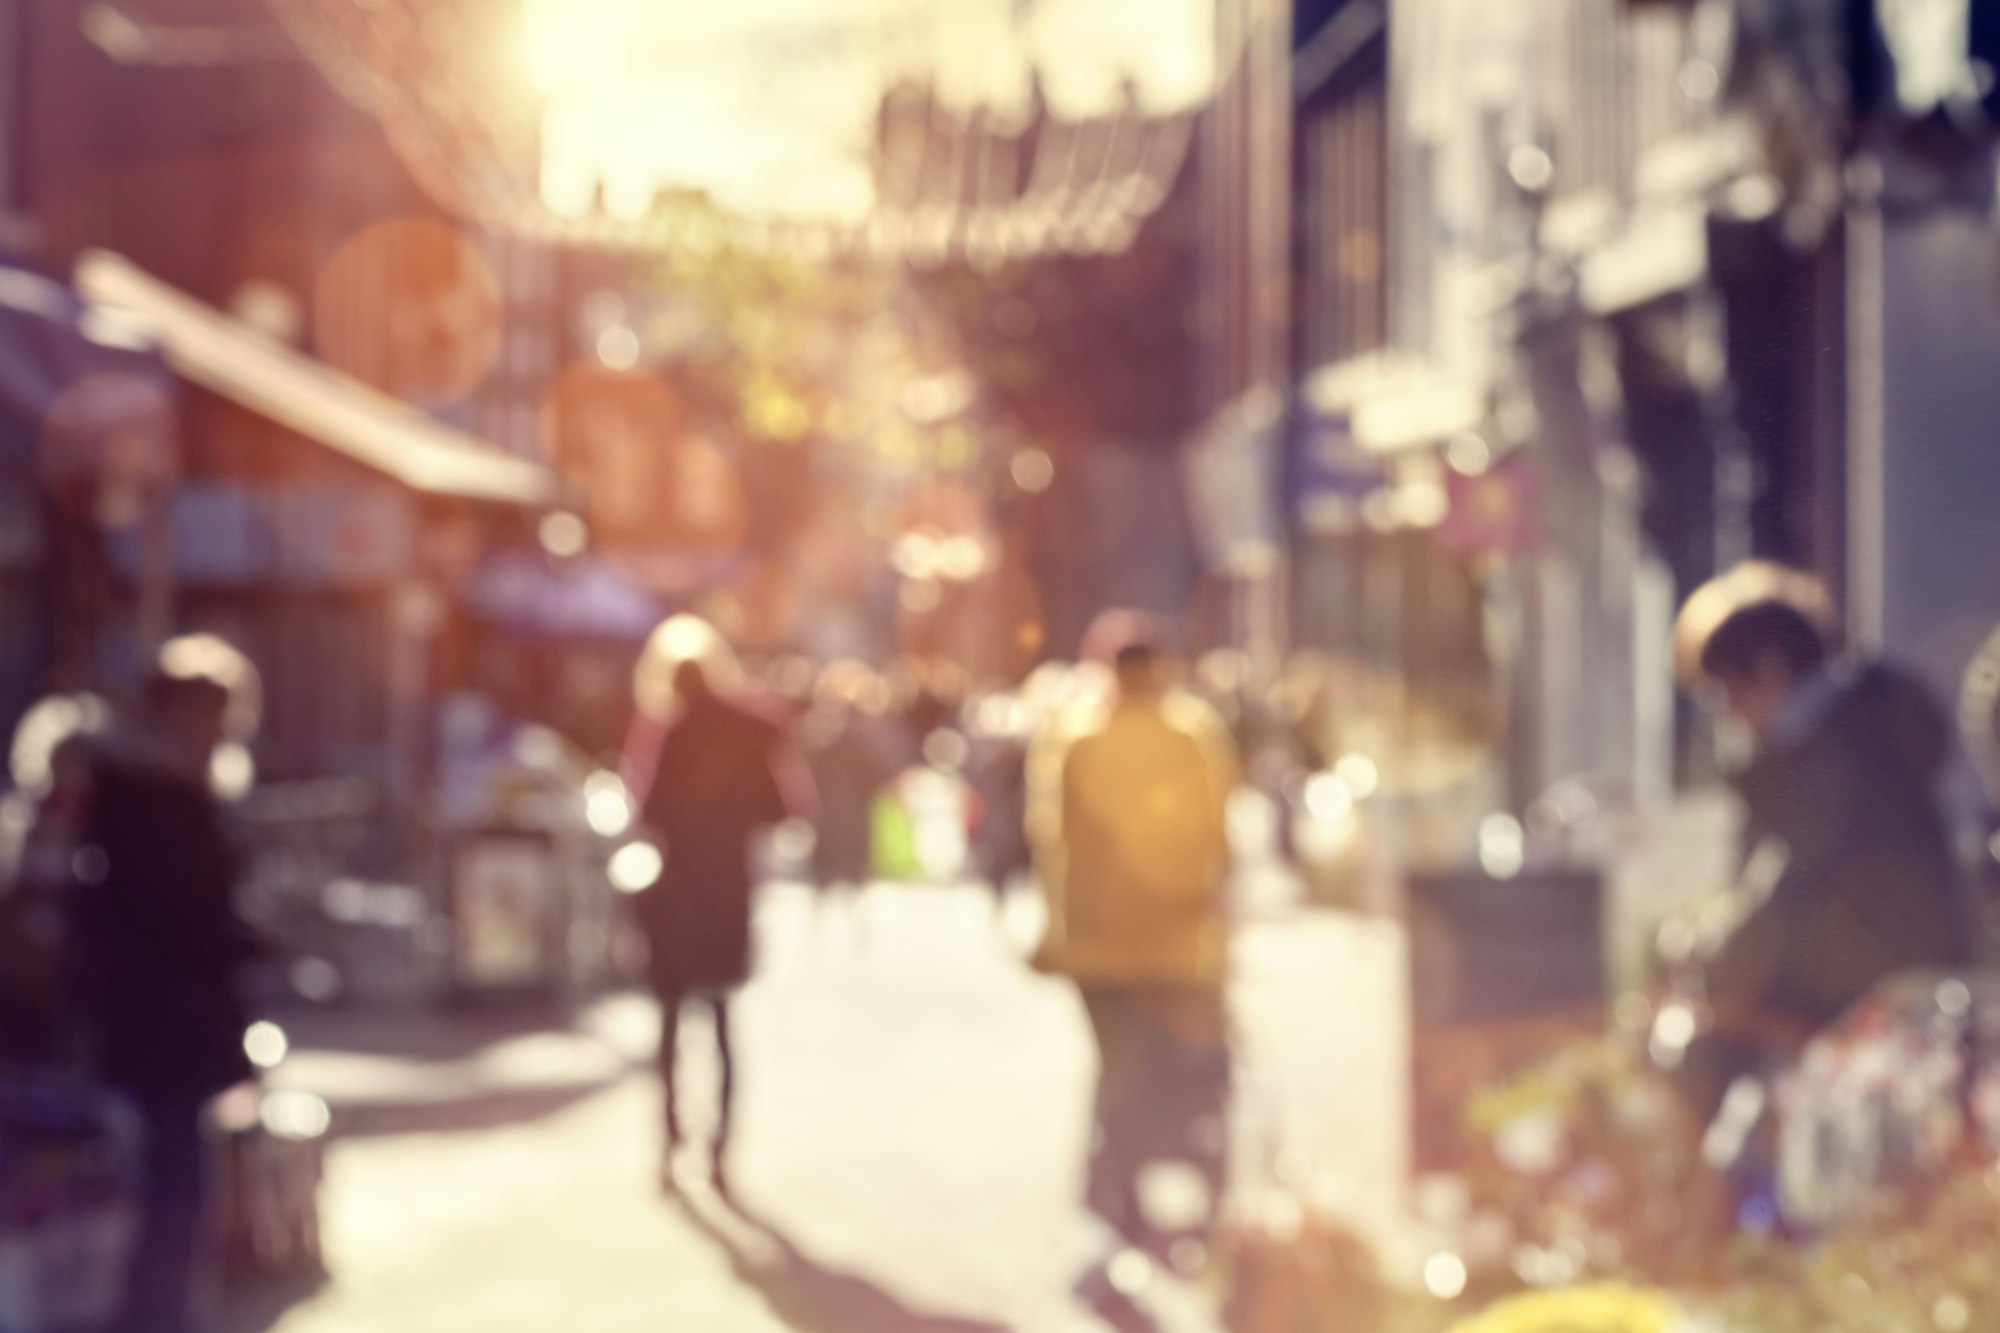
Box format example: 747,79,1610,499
619,713,668,810
767,736,819,828
1703,846,1819,1050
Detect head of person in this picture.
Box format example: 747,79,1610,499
635,614,738,721
673,658,713,706
1676,563,1836,747
145,633,257,769
47,732,94,797
1113,641,1171,704
143,671,233,769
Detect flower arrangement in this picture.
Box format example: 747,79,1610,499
1454,1037,1723,1290
1710,1167,2000,1333
1446,1284,1680,1333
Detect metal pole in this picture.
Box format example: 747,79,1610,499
1845,154,1886,650
1249,0,1293,683
133,502,175,660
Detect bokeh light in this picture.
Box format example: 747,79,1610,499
1424,1251,1469,1301
243,1021,291,1070
583,771,634,837
313,217,502,407
609,841,665,893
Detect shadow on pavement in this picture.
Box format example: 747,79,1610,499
326,1080,611,1139
674,1188,1011,1333
263,998,596,1063
216,1265,331,1333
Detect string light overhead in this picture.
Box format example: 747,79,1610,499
262,0,1220,264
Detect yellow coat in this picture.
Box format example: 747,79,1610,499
1030,692,1240,987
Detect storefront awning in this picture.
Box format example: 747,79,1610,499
0,259,176,490
74,250,557,508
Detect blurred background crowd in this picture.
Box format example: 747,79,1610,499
1,0,1999,1331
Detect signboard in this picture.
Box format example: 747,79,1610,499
1184,389,1283,571
447,830,558,992
1408,869,1606,1173
145,483,414,587
1289,407,1385,531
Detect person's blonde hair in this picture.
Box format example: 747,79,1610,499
633,615,741,721
1672,561,1837,689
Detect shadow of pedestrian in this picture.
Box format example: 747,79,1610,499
216,1265,331,1333
328,1082,609,1139
671,1187,1011,1333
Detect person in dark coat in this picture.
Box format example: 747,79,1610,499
72,667,262,1333
799,662,899,913
635,650,812,1195
1675,565,1973,1126
965,694,1032,910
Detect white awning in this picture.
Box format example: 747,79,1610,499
74,249,556,507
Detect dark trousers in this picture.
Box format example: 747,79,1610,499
119,1094,212,1333
1080,986,1231,1245
658,990,735,1162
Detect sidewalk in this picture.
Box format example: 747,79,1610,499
235,883,1411,1332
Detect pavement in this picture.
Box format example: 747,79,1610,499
230,881,1412,1333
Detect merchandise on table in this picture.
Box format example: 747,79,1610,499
1450,1036,1718,1289
1776,971,2000,1228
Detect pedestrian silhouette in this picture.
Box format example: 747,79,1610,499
1031,617,1241,1292
1673,563,1974,1125
71,644,265,1333
629,617,813,1197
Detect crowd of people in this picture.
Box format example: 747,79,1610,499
0,559,1992,1328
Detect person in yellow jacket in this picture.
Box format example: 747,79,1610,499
1031,630,1241,1273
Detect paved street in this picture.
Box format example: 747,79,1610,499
234,884,1409,1332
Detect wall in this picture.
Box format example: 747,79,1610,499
1876,201,2000,827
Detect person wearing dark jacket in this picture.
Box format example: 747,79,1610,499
1675,564,1973,1125
72,667,260,1333
631,623,813,1196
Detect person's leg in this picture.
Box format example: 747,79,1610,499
119,1095,210,1333
1081,989,1145,1238
711,991,737,1193
1164,988,1232,1237
657,991,685,1154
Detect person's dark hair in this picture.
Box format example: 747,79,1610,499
1674,561,1837,689
1113,642,1163,694
1698,599,1829,685
1113,642,1161,675
144,670,232,718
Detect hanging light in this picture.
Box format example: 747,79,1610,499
262,0,1221,263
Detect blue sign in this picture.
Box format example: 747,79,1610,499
1289,408,1384,530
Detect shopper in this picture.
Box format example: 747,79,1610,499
72,661,262,1333
1033,625,1241,1274
799,661,898,923
632,619,813,1198
1674,563,1973,1125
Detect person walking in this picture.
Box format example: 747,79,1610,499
71,656,263,1333
1673,563,1974,1127
799,662,898,930
1032,625,1241,1281
629,618,813,1198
